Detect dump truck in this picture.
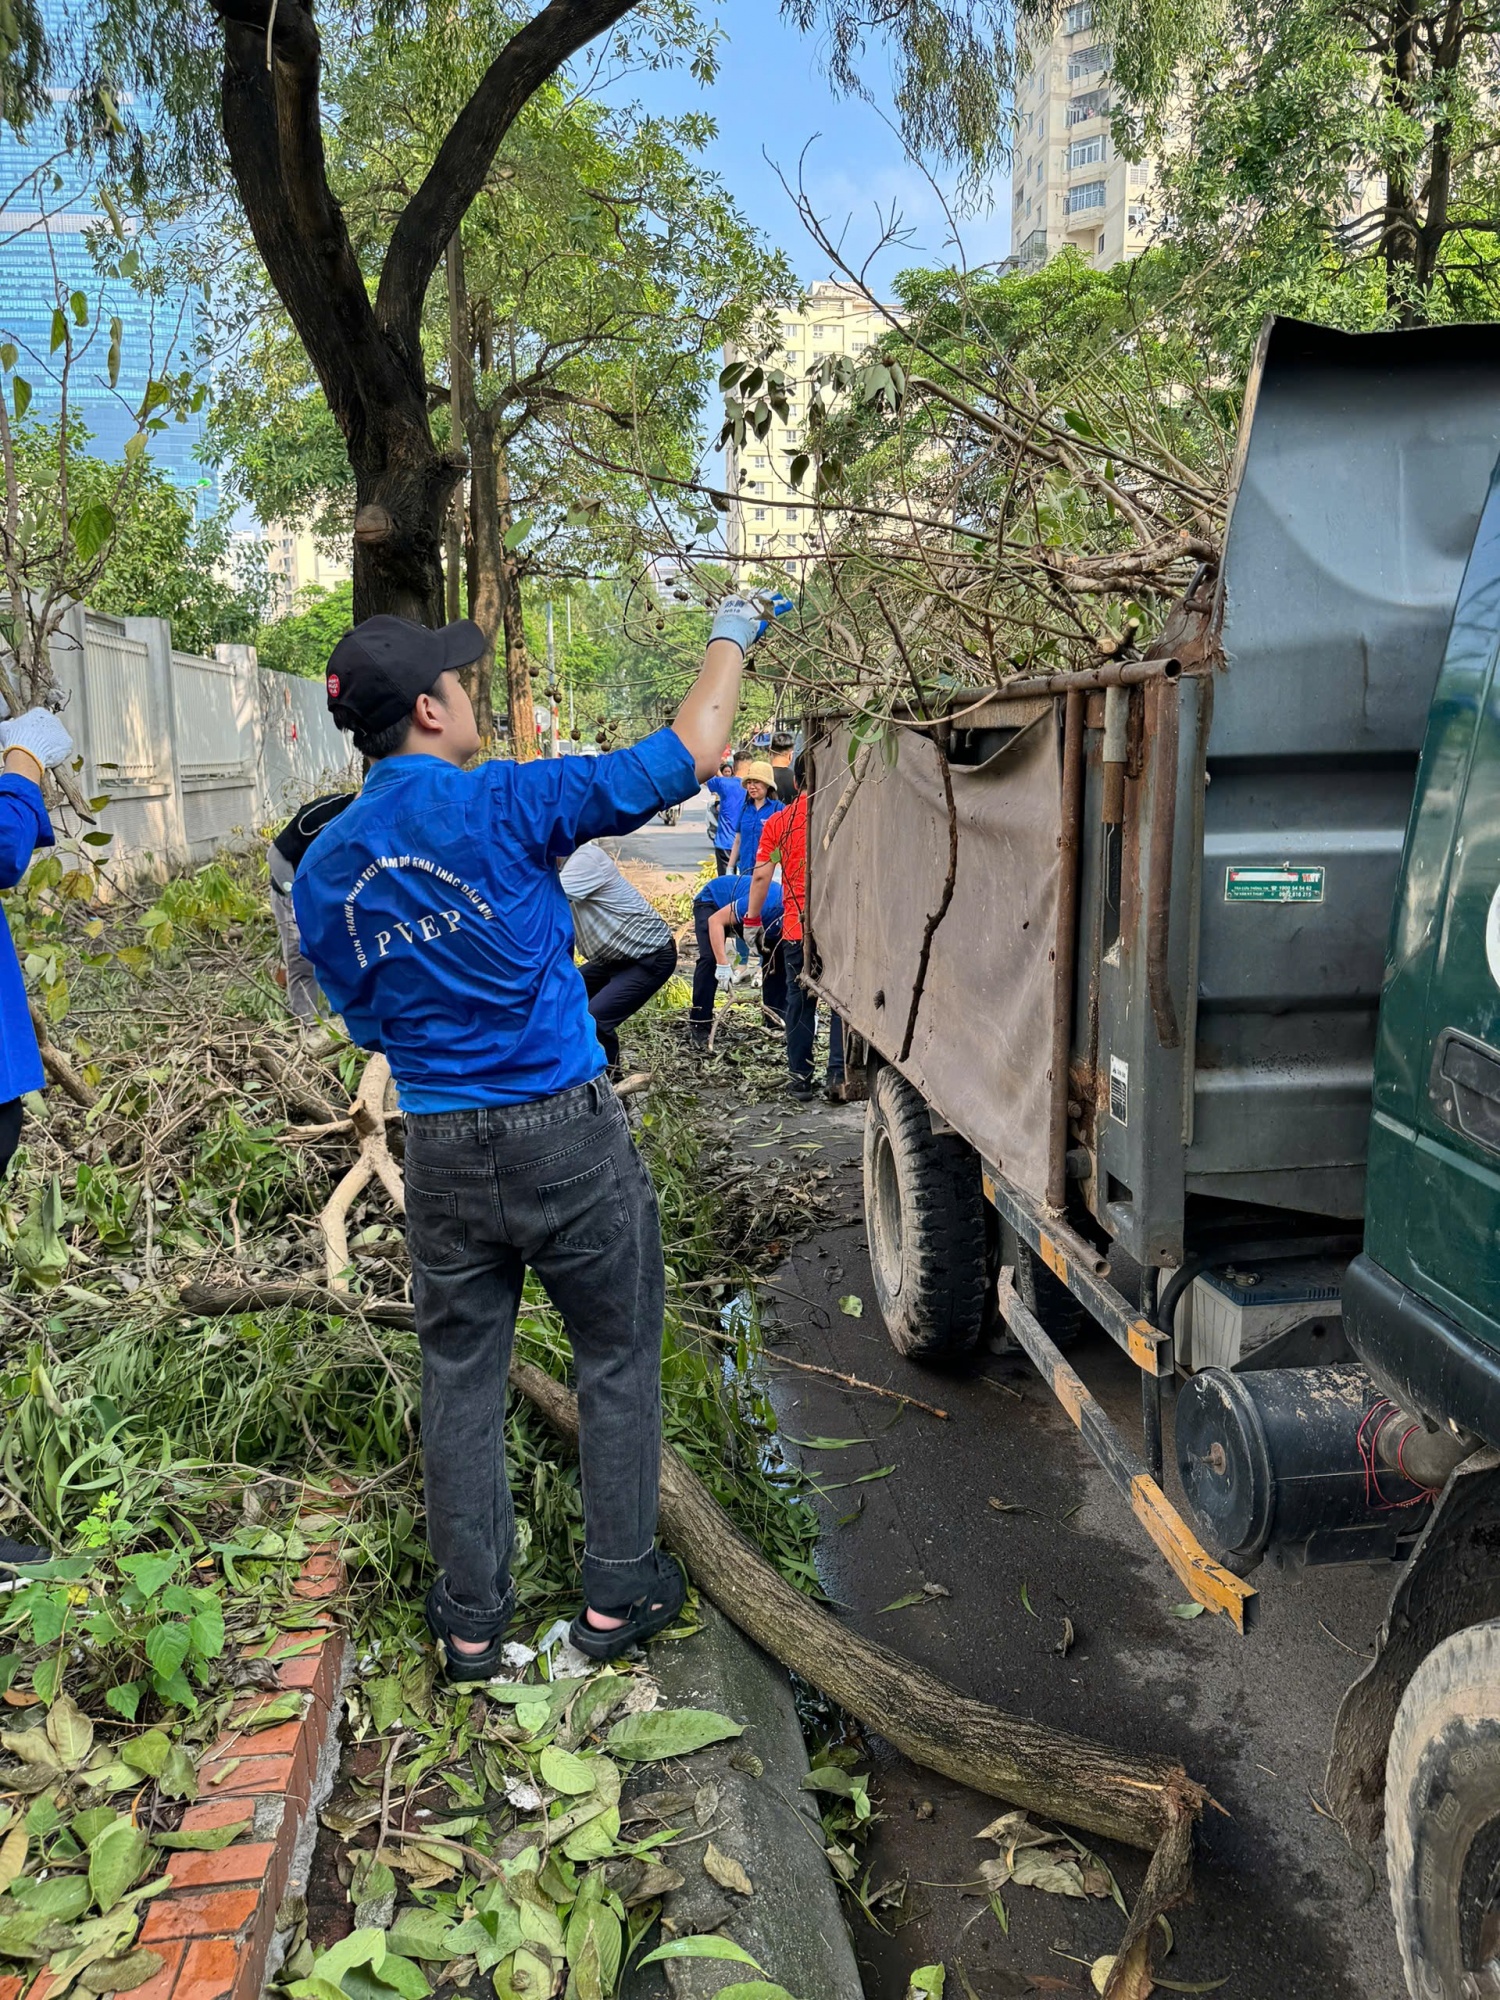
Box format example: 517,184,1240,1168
804,318,1500,1999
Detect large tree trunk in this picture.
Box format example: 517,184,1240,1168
493,430,539,760
208,0,638,632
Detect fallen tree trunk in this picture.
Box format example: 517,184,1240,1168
509,1356,1202,1853
178,1271,1203,1861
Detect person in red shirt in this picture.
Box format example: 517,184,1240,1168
743,750,844,1101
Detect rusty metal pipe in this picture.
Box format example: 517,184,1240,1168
987,656,1186,705
1146,677,1181,1051
1048,688,1087,1211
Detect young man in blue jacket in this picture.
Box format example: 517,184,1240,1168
293,601,761,1678
0,705,74,1179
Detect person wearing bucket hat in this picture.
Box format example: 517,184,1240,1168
292,599,765,1678
725,759,778,872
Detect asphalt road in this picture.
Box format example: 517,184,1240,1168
614,783,718,874
620,807,1406,2000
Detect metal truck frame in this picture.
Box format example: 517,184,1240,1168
804,318,1500,1997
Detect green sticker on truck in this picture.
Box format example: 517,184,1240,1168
1225,865,1325,903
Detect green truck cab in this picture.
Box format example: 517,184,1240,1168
808,321,1500,1997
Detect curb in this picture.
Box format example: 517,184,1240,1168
0,1538,348,2000
624,1601,865,2000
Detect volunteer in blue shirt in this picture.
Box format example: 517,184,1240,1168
0,705,74,1181
293,601,763,1679
688,874,785,1040
705,753,748,874
726,761,779,872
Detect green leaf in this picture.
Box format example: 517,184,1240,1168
237,1691,302,1734
87,1823,150,1911
123,431,146,460
713,1987,799,2000
120,1732,170,1778
79,1948,164,1994
364,1676,405,1734
606,1709,744,1761
343,1956,430,2000
538,1745,595,1796
838,1295,863,1317
718,361,746,390
152,1820,250,1852
1170,1601,1207,1620
69,290,87,327
877,1592,927,1613
118,1554,179,1600
107,317,122,389
384,1911,461,1962
639,1936,763,1969
906,1971,945,1999
50,308,67,353
186,1595,224,1659
144,1623,191,1682
1021,1581,1037,1617
157,1745,198,1801
13,1875,90,1919
302,1927,386,1985
69,502,115,566
0,342,15,370
502,517,532,550
560,1804,619,1862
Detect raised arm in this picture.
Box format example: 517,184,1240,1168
671,599,762,781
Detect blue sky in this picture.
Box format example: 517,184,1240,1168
599,0,1014,297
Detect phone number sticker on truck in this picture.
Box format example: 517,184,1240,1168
1225,865,1326,903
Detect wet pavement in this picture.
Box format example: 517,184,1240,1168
751,1115,1404,2000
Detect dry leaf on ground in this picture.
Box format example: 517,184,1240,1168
702,1841,753,1895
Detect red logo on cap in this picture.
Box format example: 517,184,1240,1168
327,671,341,698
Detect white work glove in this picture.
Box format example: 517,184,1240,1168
708,595,763,657
1,707,74,771
714,962,735,992
740,915,763,956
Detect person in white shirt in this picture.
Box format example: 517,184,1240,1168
559,843,677,1077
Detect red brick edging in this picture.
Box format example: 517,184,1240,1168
2,1542,347,2000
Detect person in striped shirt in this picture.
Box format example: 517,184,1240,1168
559,843,677,1077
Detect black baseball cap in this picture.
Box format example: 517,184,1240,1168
324,616,487,734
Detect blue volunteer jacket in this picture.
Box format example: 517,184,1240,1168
293,729,698,1110
0,772,54,1102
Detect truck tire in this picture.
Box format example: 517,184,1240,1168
1003,1223,1089,1350
1386,1617,1500,1998
862,1065,987,1360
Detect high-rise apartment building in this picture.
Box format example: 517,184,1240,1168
1010,1,1156,274
0,0,212,501
725,281,892,566
258,521,351,618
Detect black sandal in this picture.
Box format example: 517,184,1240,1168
425,1576,515,1683
569,1552,687,1662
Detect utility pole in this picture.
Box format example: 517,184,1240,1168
565,598,575,738
546,600,559,757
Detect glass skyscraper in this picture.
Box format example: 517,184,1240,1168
0,0,212,504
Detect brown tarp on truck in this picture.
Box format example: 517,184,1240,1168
807,708,1062,1205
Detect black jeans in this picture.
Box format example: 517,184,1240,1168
0,1098,21,1180
579,943,677,1072
404,1077,664,1633
712,847,732,876
689,906,785,1029
783,942,844,1087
